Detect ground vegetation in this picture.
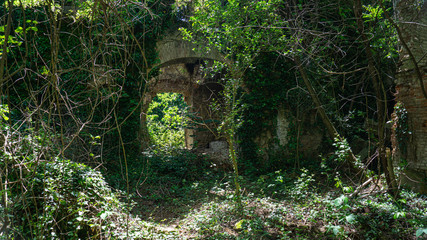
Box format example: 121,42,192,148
0,0,426,239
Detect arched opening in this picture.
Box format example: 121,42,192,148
146,92,190,151
140,62,224,152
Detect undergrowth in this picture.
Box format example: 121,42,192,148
102,149,427,240
1,109,426,239
174,170,427,239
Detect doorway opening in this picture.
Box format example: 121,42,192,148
146,92,189,151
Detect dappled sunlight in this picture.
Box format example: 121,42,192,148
2,0,427,238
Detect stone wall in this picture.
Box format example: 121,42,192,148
392,0,427,193
156,31,224,68
150,31,325,167
253,107,323,161
141,63,221,151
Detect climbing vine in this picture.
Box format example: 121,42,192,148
237,53,310,173
393,102,411,158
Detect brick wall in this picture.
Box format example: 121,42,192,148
392,0,427,192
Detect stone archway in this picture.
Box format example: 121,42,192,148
139,31,231,165
141,30,227,151
155,31,225,69
140,61,223,151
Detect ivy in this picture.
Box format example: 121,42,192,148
237,53,303,173
393,102,411,158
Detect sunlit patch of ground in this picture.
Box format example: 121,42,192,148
129,171,426,239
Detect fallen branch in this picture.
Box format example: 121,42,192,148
349,177,374,199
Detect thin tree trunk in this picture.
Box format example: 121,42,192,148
0,1,13,90
294,56,362,176
294,57,339,140
353,0,398,197
0,1,13,235
227,132,242,210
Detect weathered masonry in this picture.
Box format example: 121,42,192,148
393,0,427,193
140,31,229,161
141,31,323,165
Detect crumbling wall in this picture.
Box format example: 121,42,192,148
141,63,221,151
253,107,323,162
392,0,427,193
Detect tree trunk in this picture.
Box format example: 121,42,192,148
0,1,13,235
294,56,362,176
353,0,398,197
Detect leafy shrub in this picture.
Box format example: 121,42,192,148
0,106,143,239
147,93,188,151
22,159,140,239
5,158,146,239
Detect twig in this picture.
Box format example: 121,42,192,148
349,177,374,198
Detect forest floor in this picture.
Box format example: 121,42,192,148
105,151,427,240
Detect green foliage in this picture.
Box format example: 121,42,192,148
334,173,355,194
147,93,188,151
333,137,352,162
184,0,395,176
183,0,285,69
11,0,46,8
1,0,423,238
184,198,274,240
290,168,316,200
143,150,210,185
103,147,211,200
256,168,316,201
0,104,9,121
26,159,137,239
237,53,305,174
176,169,426,239
0,109,144,239
0,20,38,56
363,1,399,60
393,102,411,156
182,0,302,177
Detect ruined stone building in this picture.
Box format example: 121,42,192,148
393,0,427,193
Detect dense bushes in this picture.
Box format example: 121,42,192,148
20,159,142,239
0,108,143,239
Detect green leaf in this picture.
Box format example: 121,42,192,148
345,214,356,224
28,26,38,32
415,228,427,237
15,26,23,34
0,112,9,121
393,211,406,219
234,219,245,230
333,195,348,207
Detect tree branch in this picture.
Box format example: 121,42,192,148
380,1,427,99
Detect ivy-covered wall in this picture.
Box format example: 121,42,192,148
237,53,325,173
